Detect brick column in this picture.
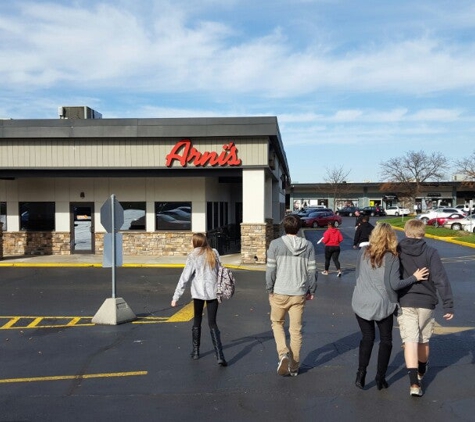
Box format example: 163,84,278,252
241,218,274,264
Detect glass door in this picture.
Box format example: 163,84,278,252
70,203,95,254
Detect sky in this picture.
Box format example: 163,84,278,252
1,0,474,183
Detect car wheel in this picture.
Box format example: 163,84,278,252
371,212,375,216
349,213,353,217
334,221,340,227
452,223,462,231
395,212,399,216
312,222,318,228
421,217,428,223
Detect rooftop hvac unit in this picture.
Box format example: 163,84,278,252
58,106,102,119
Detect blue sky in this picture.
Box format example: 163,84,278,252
1,0,474,183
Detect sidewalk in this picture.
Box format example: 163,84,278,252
0,252,266,271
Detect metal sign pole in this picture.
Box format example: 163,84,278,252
111,194,116,298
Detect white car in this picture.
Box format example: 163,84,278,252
462,215,475,233
442,214,475,231
385,206,410,216
455,204,474,213
417,207,466,223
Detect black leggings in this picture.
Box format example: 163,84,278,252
324,246,341,271
355,313,393,374
193,299,219,330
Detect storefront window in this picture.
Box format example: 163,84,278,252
121,202,146,230
0,202,6,230
19,202,55,231
155,202,191,231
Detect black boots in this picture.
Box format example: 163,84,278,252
210,328,227,367
355,370,366,389
191,326,227,367
191,326,200,360
375,374,389,390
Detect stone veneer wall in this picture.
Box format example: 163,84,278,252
1,231,195,257
95,232,194,256
2,232,71,256
241,218,274,264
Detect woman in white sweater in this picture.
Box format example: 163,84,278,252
171,233,227,366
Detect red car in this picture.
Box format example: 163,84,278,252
300,211,342,228
426,213,462,228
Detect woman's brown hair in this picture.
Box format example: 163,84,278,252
363,222,398,268
192,233,217,269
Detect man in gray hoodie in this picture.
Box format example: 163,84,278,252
266,214,317,377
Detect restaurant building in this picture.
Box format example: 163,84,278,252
0,107,290,264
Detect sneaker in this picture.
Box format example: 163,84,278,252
321,271,329,275
337,271,342,277
410,385,423,397
277,354,290,376
289,369,298,377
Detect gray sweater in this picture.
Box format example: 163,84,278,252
172,248,220,302
352,248,417,321
266,235,317,296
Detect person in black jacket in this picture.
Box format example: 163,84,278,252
354,210,367,228
353,216,374,249
397,219,454,397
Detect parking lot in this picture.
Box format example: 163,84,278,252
1,217,474,421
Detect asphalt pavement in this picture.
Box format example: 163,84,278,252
0,216,474,421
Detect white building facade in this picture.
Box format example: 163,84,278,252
0,110,290,264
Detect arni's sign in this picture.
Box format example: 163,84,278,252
165,139,242,167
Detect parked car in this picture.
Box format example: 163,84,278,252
426,213,462,228
455,204,473,213
156,213,191,230
385,206,410,216
417,207,466,223
360,206,386,217
443,214,475,231
336,206,360,217
300,211,342,228
461,215,475,233
295,207,332,217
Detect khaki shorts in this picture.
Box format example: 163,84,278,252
397,307,435,343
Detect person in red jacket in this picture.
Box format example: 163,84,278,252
321,221,344,277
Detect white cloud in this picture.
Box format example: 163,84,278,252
1,1,475,97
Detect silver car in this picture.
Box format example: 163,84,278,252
417,207,466,223
442,214,475,231
385,206,410,216
462,215,475,233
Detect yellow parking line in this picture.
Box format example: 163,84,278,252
2,317,20,329
67,317,81,326
167,301,194,322
26,317,43,328
132,317,169,324
0,371,148,384
0,307,193,329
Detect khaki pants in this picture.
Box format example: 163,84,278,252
269,294,306,372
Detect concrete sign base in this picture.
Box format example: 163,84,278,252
92,297,137,325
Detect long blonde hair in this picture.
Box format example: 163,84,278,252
363,223,398,268
193,233,217,269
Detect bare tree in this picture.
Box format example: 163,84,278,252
379,150,450,204
455,150,475,182
323,166,352,210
